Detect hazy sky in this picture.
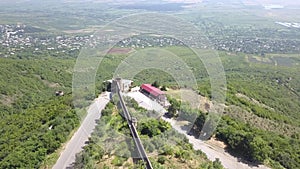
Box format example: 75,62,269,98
1,0,300,6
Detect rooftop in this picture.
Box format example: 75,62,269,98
141,84,164,97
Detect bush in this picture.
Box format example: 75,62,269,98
175,149,191,162
213,158,224,169
111,156,127,166
138,119,171,137
157,156,166,164
161,145,174,156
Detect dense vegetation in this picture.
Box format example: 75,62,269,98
0,58,79,168
217,116,300,169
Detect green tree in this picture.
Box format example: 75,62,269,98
139,119,171,137
249,136,269,162
167,98,180,118
151,81,160,88
213,158,224,169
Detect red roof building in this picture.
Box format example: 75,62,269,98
140,84,166,104
141,84,164,96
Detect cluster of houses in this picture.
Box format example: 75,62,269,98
0,24,92,57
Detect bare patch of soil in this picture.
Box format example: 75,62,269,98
34,75,60,88
108,48,133,54
0,94,15,106
166,89,214,112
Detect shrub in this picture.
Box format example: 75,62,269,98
157,156,166,164
111,156,126,166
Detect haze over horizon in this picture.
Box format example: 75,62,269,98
1,0,300,6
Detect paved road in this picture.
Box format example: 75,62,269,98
126,90,270,169
53,92,110,169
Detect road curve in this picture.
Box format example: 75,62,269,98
53,92,110,169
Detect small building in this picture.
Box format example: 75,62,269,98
109,78,133,93
140,84,166,105
119,79,133,92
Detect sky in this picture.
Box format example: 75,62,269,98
1,0,300,7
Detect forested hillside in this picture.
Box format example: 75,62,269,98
0,58,79,168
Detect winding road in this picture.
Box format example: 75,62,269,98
53,92,110,169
